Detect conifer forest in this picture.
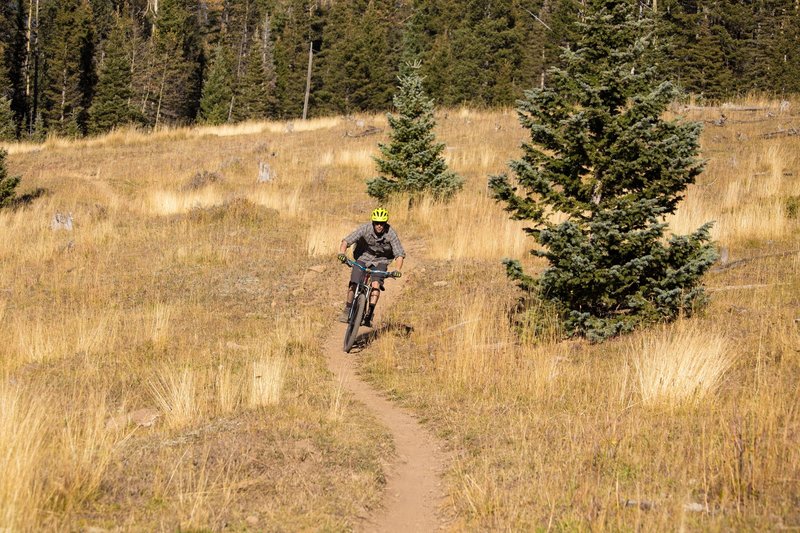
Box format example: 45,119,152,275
0,0,798,140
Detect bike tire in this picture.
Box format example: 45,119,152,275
343,293,366,353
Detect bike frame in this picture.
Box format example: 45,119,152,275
341,258,395,352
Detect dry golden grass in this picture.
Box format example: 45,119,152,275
248,356,286,407
0,386,47,531
0,114,398,529
387,192,530,260
359,101,800,530
1,99,798,530
631,322,732,407
148,367,200,429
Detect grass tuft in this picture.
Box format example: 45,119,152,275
149,367,199,429
0,386,47,530
632,322,732,407
249,357,286,407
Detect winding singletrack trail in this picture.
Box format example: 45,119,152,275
324,261,447,532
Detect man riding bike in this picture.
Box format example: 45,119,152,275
337,208,405,327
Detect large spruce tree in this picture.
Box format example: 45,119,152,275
89,15,137,135
148,0,202,126
367,65,463,202
0,50,15,140
490,0,717,341
199,43,235,124
39,0,95,136
233,32,276,121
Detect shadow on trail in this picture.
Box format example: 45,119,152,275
350,321,414,353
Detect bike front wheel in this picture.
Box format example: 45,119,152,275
343,293,366,352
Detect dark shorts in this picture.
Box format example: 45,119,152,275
349,260,389,289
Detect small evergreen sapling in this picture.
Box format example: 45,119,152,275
0,98,14,140
0,148,20,209
367,66,463,202
490,0,717,341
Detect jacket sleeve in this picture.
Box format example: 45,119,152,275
388,229,406,258
343,224,367,247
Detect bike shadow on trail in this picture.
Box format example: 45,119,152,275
350,321,414,353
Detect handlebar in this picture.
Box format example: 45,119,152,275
341,257,401,278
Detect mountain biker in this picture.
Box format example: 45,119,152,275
337,207,405,327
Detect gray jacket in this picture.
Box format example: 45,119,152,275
344,223,405,263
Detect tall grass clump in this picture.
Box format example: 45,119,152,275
247,184,303,216
249,357,286,407
0,386,46,530
215,363,243,415
150,302,172,347
306,221,355,257
148,188,225,215
386,193,529,260
51,393,118,511
149,367,199,428
632,322,732,407
427,292,517,396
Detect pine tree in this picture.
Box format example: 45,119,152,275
0,47,15,140
490,0,717,342
447,1,521,106
682,12,733,101
233,31,275,121
400,0,458,105
367,65,463,202
767,0,800,94
1,0,28,138
0,148,20,208
271,0,322,118
0,96,13,140
317,0,401,114
199,43,235,124
148,0,202,126
39,0,95,136
88,15,137,135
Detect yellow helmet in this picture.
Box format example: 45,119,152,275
371,207,389,222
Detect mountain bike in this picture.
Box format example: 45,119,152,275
341,258,400,353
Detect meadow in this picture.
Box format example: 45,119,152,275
1,101,798,530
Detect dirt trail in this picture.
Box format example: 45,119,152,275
323,263,447,532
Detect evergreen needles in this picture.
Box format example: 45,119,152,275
368,66,463,203
0,148,20,209
490,0,718,342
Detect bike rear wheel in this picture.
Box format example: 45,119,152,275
343,292,366,352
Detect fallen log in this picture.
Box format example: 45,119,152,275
759,127,799,139
344,126,382,138
711,249,800,272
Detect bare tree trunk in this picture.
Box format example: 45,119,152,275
302,42,313,120
262,12,271,67
60,67,67,124
236,0,251,78
129,25,137,108
540,47,545,89
155,63,167,128
24,0,33,99
24,0,40,133
141,38,155,115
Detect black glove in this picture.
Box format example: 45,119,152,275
391,271,402,278
337,253,347,264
